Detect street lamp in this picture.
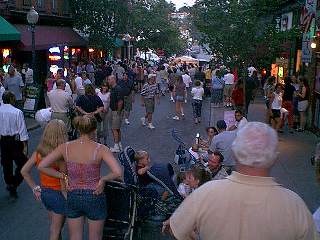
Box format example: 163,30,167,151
122,33,132,60
27,6,39,84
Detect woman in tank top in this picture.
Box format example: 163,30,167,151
297,77,310,132
269,84,283,132
39,115,122,240
21,119,68,240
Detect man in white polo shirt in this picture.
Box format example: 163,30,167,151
163,122,318,240
223,70,235,107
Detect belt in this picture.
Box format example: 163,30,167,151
1,134,20,140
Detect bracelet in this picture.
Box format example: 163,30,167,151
32,185,41,194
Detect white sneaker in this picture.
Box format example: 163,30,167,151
173,116,180,120
141,117,146,126
124,119,130,125
148,123,155,129
110,144,121,153
170,97,174,101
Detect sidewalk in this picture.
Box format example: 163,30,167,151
25,117,40,131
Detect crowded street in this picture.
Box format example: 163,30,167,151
0,94,319,239
2,0,320,240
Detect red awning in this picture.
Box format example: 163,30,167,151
14,24,87,51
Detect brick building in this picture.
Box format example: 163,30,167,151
0,0,87,82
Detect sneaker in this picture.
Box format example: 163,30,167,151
141,117,146,126
148,123,155,129
173,116,180,120
181,114,185,119
7,185,18,199
124,119,130,125
110,144,121,153
170,97,174,101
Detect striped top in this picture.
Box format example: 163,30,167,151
141,83,159,99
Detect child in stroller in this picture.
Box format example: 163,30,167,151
119,147,182,221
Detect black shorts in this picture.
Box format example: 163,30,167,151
271,109,281,119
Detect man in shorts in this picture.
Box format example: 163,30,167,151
107,75,124,153
118,72,135,125
223,70,235,107
141,74,160,129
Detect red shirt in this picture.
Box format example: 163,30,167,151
232,88,244,105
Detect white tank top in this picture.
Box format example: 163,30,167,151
272,92,282,110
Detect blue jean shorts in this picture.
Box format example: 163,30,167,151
67,190,107,220
41,188,66,215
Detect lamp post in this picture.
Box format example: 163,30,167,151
27,7,39,84
122,33,132,60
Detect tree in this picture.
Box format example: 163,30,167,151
129,0,184,56
70,0,183,56
192,0,300,70
70,0,129,50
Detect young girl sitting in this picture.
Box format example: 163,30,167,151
134,150,152,187
186,165,212,192
177,172,191,198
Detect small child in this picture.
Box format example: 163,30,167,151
134,150,152,186
186,165,212,191
176,172,191,198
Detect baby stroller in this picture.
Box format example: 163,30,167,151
171,128,197,172
103,146,182,240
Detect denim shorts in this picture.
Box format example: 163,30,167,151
41,188,66,215
67,190,107,220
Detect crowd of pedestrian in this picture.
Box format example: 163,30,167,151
0,57,318,240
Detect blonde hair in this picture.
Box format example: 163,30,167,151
73,115,97,134
36,119,67,157
134,150,149,163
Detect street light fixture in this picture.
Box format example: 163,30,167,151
27,6,39,84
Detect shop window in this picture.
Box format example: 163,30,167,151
63,0,70,14
52,0,57,11
23,0,31,6
37,0,44,9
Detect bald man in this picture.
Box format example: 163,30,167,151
163,122,319,240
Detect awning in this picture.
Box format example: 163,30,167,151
0,17,20,41
14,24,87,51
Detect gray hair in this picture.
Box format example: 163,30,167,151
231,122,278,168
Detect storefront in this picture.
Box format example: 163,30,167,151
14,24,87,81
0,16,20,71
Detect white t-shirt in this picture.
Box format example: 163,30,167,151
224,73,235,85
182,74,192,87
96,89,110,111
191,87,204,100
75,76,84,91
271,92,282,110
235,117,248,130
52,82,72,96
0,86,5,104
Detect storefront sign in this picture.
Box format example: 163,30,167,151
23,85,41,116
301,0,317,63
281,12,293,31
302,33,312,63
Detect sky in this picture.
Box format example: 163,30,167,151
167,0,196,9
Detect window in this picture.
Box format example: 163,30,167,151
63,0,70,14
37,0,44,8
52,0,57,11
23,0,31,6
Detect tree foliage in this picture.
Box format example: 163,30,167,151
70,0,184,55
192,0,301,69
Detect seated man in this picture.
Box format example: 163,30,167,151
228,110,248,131
207,150,228,180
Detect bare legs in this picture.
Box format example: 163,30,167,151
299,111,306,131
48,211,65,240
68,217,104,240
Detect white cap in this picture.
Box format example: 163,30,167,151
148,74,156,79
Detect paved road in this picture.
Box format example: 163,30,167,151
0,93,319,239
